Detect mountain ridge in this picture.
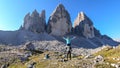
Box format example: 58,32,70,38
0,4,119,48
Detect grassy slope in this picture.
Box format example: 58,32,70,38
94,45,120,63
5,45,120,68
8,51,93,68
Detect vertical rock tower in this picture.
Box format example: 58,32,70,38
22,10,46,33
74,12,95,38
47,4,72,36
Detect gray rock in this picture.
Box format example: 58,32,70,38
22,42,35,51
73,12,95,38
39,10,45,20
27,62,36,68
24,51,32,57
101,35,119,46
84,54,94,59
47,4,72,36
72,11,119,47
94,55,104,64
1,64,8,68
22,9,46,33
19,56,28,62
58,58,65,62
94,28,101,37
0,4,119,49
33,40,66,52
111,63,120,68
1,64,5,68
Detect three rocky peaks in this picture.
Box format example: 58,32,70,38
20,4,100,39
0,4,118,47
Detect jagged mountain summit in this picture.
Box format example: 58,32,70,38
71,12,119,48
20,10,46,33
73,12,94,38
0,4,119,48
73,12,101,38
47,4,72,36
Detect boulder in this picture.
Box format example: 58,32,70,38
23,42,35,51
94,55,104,64
1,64,9,68
19,56,28,63
24,51,32,57
27,62,36,68
47,4,72,36
111,63,120,68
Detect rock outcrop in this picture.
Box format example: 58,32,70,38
73,12,95,38
22,42,35,51
94,55,104,64
21,10,46,33
0,4,119,48
47,4,72,36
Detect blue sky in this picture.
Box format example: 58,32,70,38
0,0,120,39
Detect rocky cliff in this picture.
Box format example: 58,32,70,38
47,4,72,36
0,4,119,48
73,12,101,38
72,12,118,47
20,10,46,33
73,12,95,38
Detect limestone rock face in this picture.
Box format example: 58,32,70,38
73,12,95,38
22,10,46,33
47,4,72,36
23,42,35,51
94,28,101,37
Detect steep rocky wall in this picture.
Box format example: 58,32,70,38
21,10,46,33
73,12,95,38
47,4,72,36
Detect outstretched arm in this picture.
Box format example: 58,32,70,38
71,36,76,40
63,37,66,40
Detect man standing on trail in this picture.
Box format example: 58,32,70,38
63,36,76,60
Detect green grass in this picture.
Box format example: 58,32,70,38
3,45,120,68
95,63,115,68
94,45,120,64
8,63,26,68
7,51,93,68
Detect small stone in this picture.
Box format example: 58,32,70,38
1,64,7,68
